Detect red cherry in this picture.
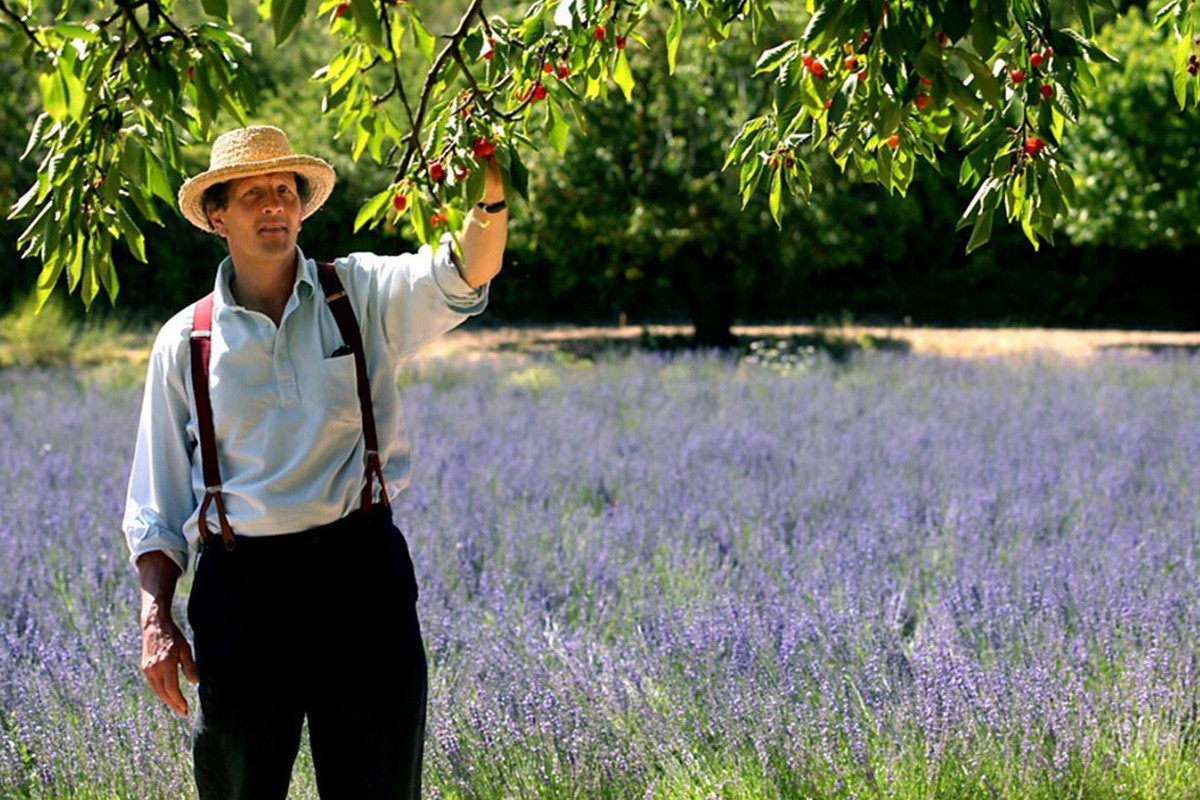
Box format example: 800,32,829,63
1039,83,1054,99
801,53,814,68
482,38,494,60
919,76,933,87
1030,52,1044,69
393,193,407,212
188,66,195,81
594,24,606,41
886,134,900,150
430,212,447,228
935,31,949,47
543,61,553,74
824,98,832,109
1023,136,1045,156
616,35,627,50
1010,69,1026,85
915,93,930,109
1044,46,1054,58
429,162,446,182
532,84,547,101
453,164,469,181
844,56,858,71
784,157,795,170
810,60,826,80
472,138,495,159
856,70,868,81
557,64,570,79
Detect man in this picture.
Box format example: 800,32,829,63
122,125,506,799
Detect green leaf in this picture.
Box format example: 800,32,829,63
755,41,797,76
724,116,767,169
548,99,570,154
409,11,435,63
34,258,65,313
522,10,545,48
509,148,529,200
666,3,683,75
1174,33,1190,108
612,50,635,101
411,193,432,246
966,204,995,253
466,163,487,206
948,46,1002,108
21,114,52,162
1153,0,1183,28
1074,0,1095,37
201,0,229,20
350,0,383,48
115,204,147,262
354,185,393,232
39,71,68,122
271,0,307,45
145,154,174,206
97,254,120,305
768,166,782,225
803,0,844,47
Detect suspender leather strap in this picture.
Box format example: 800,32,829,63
190,293,237,552
316,261,391,513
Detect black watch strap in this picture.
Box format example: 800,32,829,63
475,199,507,214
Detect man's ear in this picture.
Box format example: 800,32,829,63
207,207,227,237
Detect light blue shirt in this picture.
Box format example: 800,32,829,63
122,239,487,572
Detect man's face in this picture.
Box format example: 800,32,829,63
206,171,304,266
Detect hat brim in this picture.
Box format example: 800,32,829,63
177,155,336,231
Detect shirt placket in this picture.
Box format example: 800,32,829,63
274,292,302,408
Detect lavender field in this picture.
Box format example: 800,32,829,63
2,349,1199,799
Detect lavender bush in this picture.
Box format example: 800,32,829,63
1,351,1198,799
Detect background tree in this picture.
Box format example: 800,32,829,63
0,0,1198,326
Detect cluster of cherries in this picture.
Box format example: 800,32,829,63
392,138,497,226
1009,46,1055,101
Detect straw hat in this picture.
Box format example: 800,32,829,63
177,126,336,231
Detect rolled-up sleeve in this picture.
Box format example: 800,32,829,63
350,234,489,360
122,322,196,573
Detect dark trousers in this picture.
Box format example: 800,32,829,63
187,506,427,800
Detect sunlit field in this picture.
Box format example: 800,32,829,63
2,349,1199,799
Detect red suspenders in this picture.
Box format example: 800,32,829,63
188,261,389,552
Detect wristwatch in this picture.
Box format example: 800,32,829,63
475,199,507,214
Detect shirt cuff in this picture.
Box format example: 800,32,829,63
126,511,190,573
433,234,489,315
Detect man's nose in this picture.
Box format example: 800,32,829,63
261,189,286,211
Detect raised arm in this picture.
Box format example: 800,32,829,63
457,158,507,289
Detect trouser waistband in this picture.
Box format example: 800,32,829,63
199,504,394,555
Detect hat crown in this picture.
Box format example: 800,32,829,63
208,126,296,171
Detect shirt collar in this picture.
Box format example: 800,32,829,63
212,246,317,313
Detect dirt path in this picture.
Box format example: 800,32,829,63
417,323,1200,362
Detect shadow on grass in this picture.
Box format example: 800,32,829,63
496,329,913,364
1097,343,1200,357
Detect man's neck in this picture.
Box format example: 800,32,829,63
228,251,297,326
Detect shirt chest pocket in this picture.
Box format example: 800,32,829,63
316,354,363,425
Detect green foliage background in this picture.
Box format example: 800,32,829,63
1,2,1198,334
